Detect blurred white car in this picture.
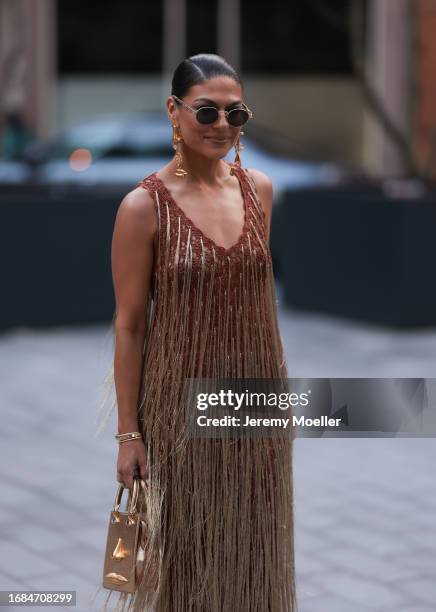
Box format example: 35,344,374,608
0,112,345,199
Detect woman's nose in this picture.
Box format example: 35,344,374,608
215,111,229,128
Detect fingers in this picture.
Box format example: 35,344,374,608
117,442,148,489
117,463,148,489
139,460,148,484
117,465,140,490
117,474,132,490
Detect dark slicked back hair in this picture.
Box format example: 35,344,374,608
171,54,242,99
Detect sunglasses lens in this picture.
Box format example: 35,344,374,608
228,108,250,127
196,107,219,124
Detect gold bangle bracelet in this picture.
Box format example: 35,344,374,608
116,432,143,441
115,431,142,440
118,436,143,444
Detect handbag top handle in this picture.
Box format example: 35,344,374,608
113,476,141,516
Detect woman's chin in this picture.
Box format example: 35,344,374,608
187,142,233,161
202,146,233,160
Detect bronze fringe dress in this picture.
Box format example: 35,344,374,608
96,163,297,611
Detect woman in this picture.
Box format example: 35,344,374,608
98,53,297,611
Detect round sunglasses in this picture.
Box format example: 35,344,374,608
172,95,253,127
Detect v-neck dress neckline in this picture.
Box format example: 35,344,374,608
151,163,250,256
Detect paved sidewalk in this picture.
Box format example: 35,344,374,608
0,299,435,611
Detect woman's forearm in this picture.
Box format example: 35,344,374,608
114,325,146,434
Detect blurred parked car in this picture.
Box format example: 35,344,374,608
0,112,346,199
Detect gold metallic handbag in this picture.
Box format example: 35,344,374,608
102,476,159,594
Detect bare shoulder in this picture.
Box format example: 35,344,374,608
245,168,273,195
113,185,158,246
245,168,273,216
117,185,156,221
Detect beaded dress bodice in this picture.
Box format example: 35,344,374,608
137,163,288,383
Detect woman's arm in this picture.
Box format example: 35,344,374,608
111,186,157,435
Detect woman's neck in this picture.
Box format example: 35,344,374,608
169,146,231,186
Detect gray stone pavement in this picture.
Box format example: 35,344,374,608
1,291,436,611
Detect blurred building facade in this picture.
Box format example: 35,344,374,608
363,0,413,176
1,0,435,178
414,0,436,177
0,0,56,139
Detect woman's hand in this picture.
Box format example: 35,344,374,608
117,439,148,490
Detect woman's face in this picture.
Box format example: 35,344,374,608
167,76,245,160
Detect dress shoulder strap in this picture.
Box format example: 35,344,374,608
136,172,168,226
240,167,259,199
136,173,159,205
238,166,268,237
135,173,171,270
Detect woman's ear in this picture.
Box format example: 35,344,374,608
166,97,177,124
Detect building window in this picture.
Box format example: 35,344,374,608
58,1,163,74
187,0,218,57
242,0,366,74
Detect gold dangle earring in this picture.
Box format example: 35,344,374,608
230,130,244,175
172,124,188,178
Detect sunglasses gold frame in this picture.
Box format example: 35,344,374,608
171,95,253,126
